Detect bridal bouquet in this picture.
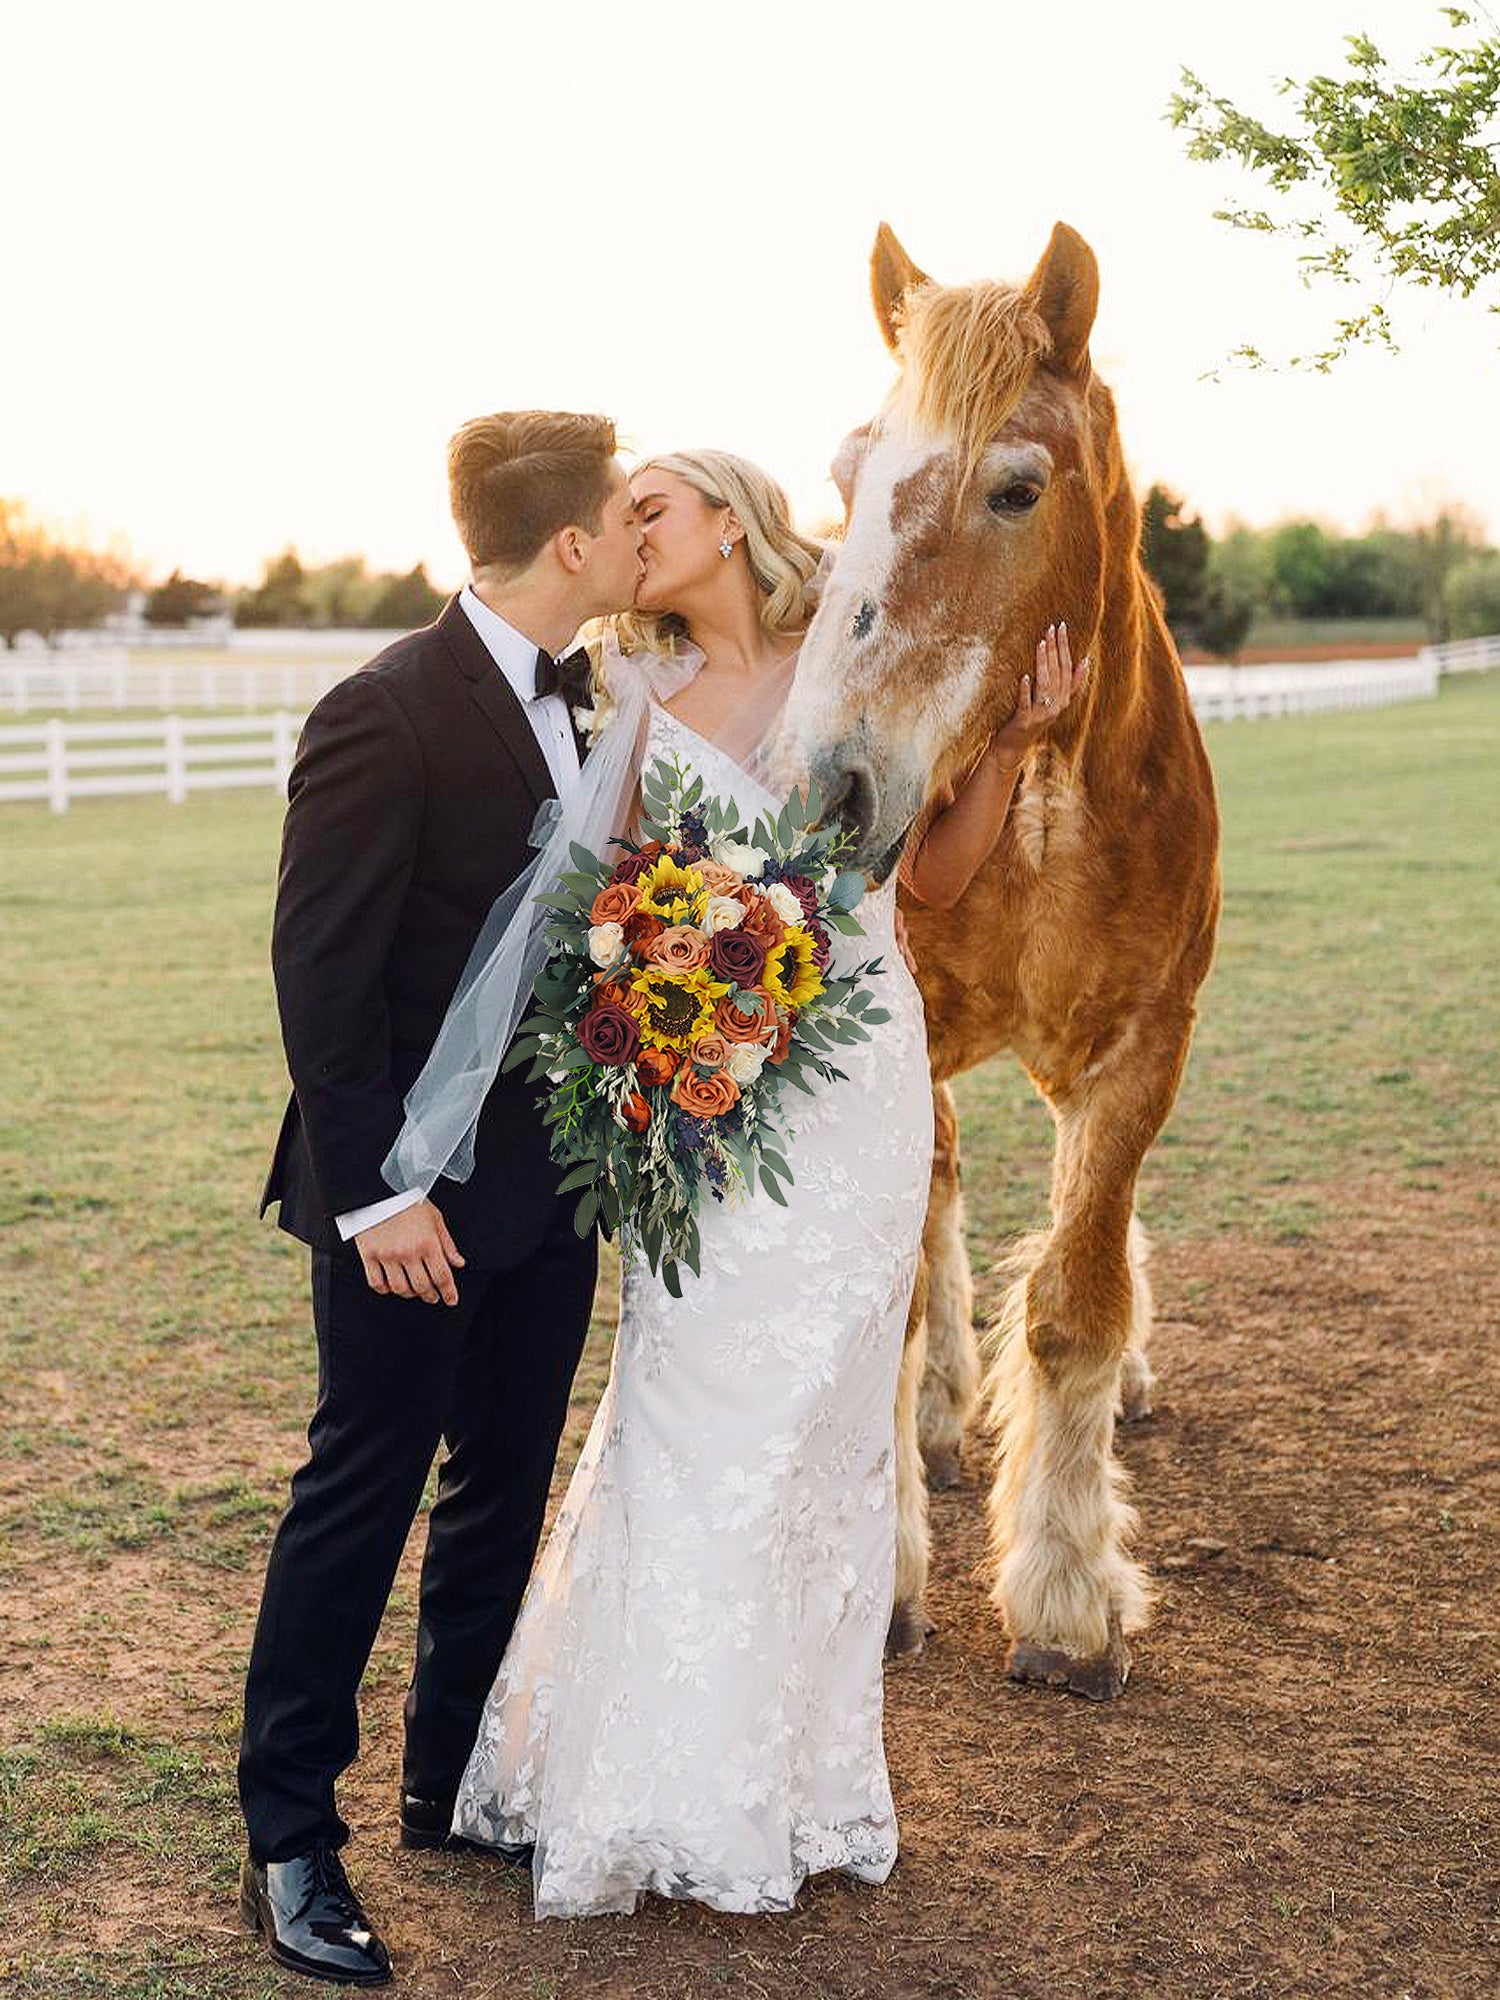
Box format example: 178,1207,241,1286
503,755,890,1294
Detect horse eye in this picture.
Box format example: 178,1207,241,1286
987,483,1041,515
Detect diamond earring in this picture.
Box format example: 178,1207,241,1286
718,539,734,559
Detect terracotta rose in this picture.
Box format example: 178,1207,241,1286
635,1046,680,1088
670,1067,741,1119
714,988,778,1045
590,881,641,926
645,925,710,972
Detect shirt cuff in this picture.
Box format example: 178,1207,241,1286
335,1187,424,1242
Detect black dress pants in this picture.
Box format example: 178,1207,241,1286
237,1201,597,1862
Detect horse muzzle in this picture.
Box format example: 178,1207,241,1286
810,734,923,884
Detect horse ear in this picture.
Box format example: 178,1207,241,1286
870,222,932,353
1024,222,1099,376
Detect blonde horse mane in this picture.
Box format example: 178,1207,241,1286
889,281,1054,490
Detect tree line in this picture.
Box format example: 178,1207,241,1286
0,501,447,648
1140,486,1500,657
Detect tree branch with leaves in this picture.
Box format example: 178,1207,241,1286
1169,5,1500,368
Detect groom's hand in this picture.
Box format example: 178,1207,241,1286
354,1200,466,1306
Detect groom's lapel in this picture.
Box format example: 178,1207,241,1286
436,597,554,810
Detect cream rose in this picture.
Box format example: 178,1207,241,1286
587,920,625,968
764,881,805,926
708,834,768,880
702,894,746,933
725,1040,769,1086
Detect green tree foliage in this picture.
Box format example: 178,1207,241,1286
145,570,225,626
1141,484,1211,632
0,500,133,647
233,550,447,630
234,549,312,628
1170,7,1500,367
1443,549,1500,633
368,563,445,629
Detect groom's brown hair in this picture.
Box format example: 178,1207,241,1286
448,410,618,578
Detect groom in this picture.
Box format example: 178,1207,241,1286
239,412,644,1986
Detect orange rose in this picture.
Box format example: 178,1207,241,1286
670,1066,741,1119
689,1033,730,1070
618,1090,651,1135
733,885,786,950
594,976,635,1009
590,881,640,926
635,1046,680,1088
696,860,742,896
714,988,778,1045
623,910,666,952
645,924,710,972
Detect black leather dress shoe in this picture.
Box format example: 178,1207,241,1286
240,1845,392,1987
399,1791,533,1863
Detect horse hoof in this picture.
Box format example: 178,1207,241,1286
922,1445,963,1491
1007,1637,1130,1702
886,1601,934,1659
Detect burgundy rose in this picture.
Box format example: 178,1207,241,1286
611,850,657,887
707,926,768,988
578,1001,641,1066
781,871,820,920
806,919,832,973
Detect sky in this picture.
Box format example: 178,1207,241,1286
6,0,1496,588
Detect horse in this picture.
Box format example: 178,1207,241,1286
785,222,1221,1698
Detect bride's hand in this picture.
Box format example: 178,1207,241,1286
988,622,1089,766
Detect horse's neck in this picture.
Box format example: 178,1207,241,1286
1072,523,1195,784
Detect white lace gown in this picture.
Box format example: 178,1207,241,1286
451,703,935,1919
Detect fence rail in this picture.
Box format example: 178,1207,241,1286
1424,633,1500,676
0,713,304,811
1184,656,1438,722
0,655,349,715
0,650,1466,813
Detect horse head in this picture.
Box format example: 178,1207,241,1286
789,221,1113,880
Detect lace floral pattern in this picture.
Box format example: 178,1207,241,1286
452,704,935,1919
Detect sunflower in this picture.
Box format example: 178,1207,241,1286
763,925,824,1011
635,854,708,926
628,963,732,1052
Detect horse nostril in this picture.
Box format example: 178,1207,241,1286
851,600,877,641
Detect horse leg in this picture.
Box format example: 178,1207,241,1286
887,1251,934,1658
918,1081,979,1490
985,1025,1189,1699
1118,1213,1156,1422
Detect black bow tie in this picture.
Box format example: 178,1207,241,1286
533,644,592,703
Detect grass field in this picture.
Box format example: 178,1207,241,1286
1,674,1496,1997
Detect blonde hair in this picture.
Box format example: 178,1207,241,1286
889,281,1053,492
448,410,617,577
613,450,824,657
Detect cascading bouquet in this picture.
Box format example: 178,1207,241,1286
503,755,891,1294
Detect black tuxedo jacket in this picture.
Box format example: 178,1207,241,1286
261,596,578,1265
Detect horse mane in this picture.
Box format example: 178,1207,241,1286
889,281,1053,488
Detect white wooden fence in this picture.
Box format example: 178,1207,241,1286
1424,633,1500,676
0,647,1482,814
0,713,304,811
1184,655,1438,722
0,654,348,715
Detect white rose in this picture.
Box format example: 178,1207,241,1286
709,834,767,880
764,881,804,926
726,1041,769,1085
702,895,746,933
587,921,624,968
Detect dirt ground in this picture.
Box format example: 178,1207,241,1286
5,1171,1497,2000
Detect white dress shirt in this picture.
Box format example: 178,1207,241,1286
334,588,584,1243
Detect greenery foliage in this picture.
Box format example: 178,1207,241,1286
1170,6,1500,367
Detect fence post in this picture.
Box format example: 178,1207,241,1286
64,660,80,712
165,714,187,803
46,717,69,813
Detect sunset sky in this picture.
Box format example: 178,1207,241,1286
7,0,1495,587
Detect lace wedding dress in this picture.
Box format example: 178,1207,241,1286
451,700,935,1919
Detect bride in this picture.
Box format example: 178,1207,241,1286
396,449,1083,1920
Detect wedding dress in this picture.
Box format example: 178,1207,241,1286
448,693,935,1919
